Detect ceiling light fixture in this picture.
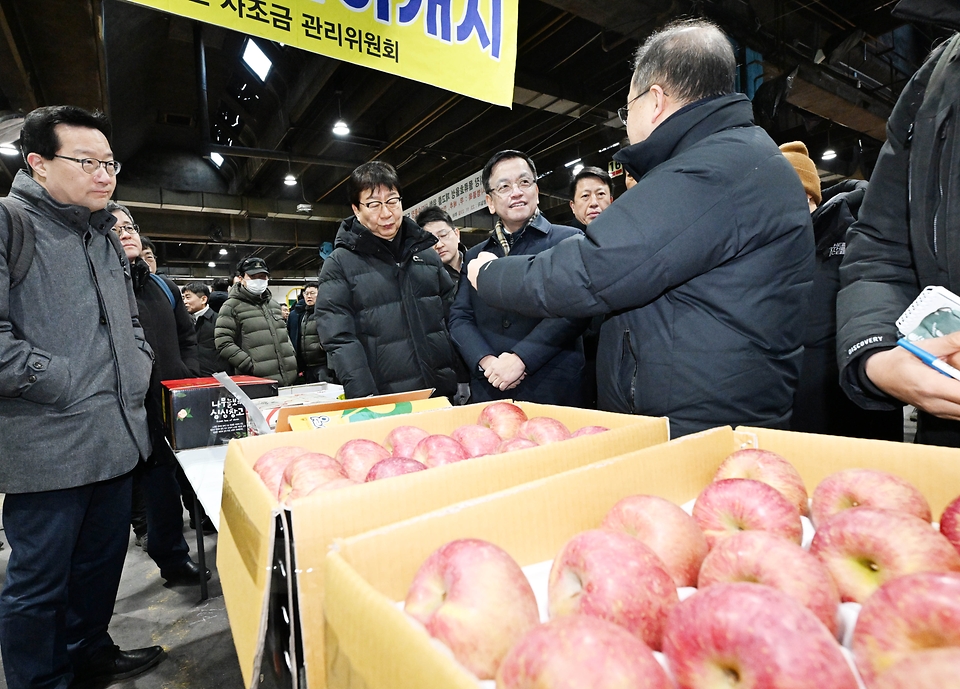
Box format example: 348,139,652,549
284,172,297,186
219,248,228,256
0,143,18,156
210,152,224,167
207,261,216,268
571,163,584,176
564,158,582,168
821,148,837,161
242,39,272,81
332,91,350,136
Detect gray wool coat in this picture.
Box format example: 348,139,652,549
0,171,154,493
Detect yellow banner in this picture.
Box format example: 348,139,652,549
123,0,517,106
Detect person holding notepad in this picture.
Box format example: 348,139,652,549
837,0,960,447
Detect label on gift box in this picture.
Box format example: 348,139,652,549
285,397,451,431
163,376,278,449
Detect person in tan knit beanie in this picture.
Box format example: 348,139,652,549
779,141,821,211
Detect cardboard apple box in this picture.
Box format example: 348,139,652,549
325,426,960,689
218,401,669,689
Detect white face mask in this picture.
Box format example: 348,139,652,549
246,279,268,294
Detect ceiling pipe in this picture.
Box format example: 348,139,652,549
194,21,211,158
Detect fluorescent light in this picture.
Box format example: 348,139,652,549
219,248,228,256
564,158,582,168
822,149,837,161
571,163,584,176
0,143,19,156
598,143,619,153
207,261,216,268
332,120,350,136
242,39,272,81
210,152,224,167
284,173,297,186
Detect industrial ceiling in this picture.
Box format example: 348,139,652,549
0,0,949,278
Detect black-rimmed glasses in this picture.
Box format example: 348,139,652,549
53,155,122,176
113,223,140,236
358,197,402,211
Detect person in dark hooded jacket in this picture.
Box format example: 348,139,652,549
316,161,459,400
467,20,814,437
288,282,336,384
837,0,960,448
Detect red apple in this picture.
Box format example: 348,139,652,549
713,448,809,516
571,425,609,437
809,507,960,603
872,647,960,689
496,615,674,689
364,457,428,481
451,424,502,458
384,425,430,458
851,571,960,686
548,528,678,651
939,494,960,557
335,438,391,482
478,402,528,439
413,434,469,467
404,538,539,680
810,468,931,527
697,530,841,636
692,478,803,549
662,582,859,689
280,452,346,502
601,494,708,588
518,417,572,445
498,438,538,454
252,445,311,499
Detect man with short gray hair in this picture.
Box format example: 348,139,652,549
468,19,814,436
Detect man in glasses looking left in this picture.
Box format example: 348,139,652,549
0,106,165,689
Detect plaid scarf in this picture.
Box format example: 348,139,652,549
493,211,539,256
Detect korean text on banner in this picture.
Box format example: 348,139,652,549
406,169,485,222
124,0,518,107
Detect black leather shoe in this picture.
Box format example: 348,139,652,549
160,559,212,585
189,515,218,534
72,644,165,687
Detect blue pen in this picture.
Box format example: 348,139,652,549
897,338,960,381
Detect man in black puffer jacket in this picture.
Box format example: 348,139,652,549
316,161,459,400
288,282,336,384
215,256,297,386
838,0,960,447
467,20,814,437
108,202,209,586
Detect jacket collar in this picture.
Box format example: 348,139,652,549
334,215,436,261
10,169,116,236
614,93,754,180
893,0,960,31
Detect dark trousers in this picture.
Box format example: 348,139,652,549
0,472,133,689
133,459,190,571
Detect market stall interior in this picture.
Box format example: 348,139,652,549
0,0,949,280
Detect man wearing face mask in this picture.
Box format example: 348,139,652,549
214,256,297,385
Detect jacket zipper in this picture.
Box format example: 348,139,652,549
932,117,951,255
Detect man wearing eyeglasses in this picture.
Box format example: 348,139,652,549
0,106,165,688
468,20,814,436
449,150,589,406
417,205,465,289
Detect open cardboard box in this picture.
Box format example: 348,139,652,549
218,401,669,689
272,388,434,432
324,426,960,689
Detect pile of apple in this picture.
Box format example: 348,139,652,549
250,402,608,503
402,448,960,688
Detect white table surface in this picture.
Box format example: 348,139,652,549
175,445,229,532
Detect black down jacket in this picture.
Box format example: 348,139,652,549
475,94,814,437
214,283,297,385
837,0,960,445
316,216,459,399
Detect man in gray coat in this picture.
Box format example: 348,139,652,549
0,106,165,689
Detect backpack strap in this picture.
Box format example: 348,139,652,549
148,272,177,310
0,197,35,289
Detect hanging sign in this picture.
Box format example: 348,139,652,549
406,168,487,221
122,0,518,107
